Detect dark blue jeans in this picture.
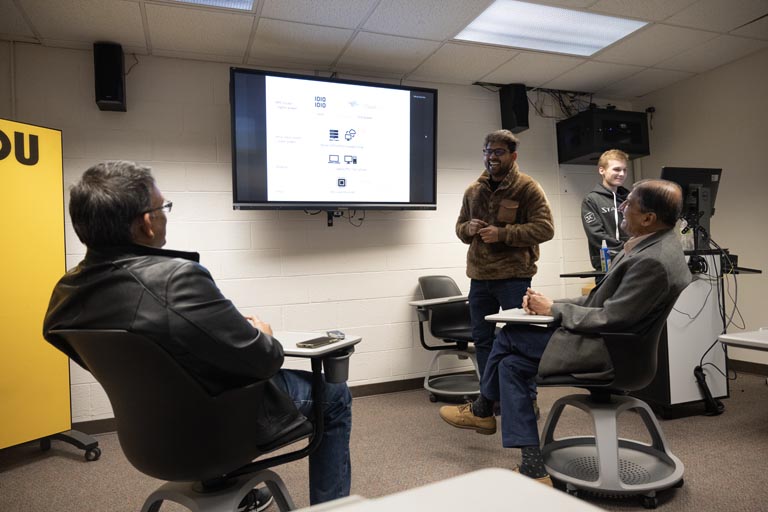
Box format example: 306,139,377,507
481,324,555,447
275,369,352,505
469,278,531,378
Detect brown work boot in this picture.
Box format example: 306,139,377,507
513,466,553,487
439,403,497,435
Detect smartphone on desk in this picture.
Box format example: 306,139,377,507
296,336,338,349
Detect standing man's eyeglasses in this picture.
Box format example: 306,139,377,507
482,148,511,157
143,201,173,215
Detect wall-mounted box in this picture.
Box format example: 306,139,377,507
556,109,649,165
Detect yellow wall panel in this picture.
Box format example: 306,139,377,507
0,118,70,449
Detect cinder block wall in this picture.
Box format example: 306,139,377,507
6,42,620,423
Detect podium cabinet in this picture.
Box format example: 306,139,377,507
633,252,728,416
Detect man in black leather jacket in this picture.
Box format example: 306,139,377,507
43,161,351,506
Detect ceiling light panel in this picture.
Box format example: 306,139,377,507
169,0,254,10
455,0,647,56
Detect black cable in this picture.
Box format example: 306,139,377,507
672,281,712,320
346,210,365,227
695,233,745,382
125,53,140,75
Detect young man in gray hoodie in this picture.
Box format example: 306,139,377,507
581,149,631,270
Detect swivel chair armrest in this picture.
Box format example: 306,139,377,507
229,358,326,478
408,295,468,308
411,298,471,352
416,315,467,352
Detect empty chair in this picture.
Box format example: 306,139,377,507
49,329,325,512
536,328,684,509
414,275,480,402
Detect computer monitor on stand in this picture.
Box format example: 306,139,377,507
660,167,722,250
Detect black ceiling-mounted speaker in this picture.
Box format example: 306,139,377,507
556,108,649,165
93,42,126,112
499,83,529,133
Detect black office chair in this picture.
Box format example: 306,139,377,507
536,321,684,509
414,275,480,402
49,329,325,512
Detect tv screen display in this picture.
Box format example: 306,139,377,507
230,68,438,210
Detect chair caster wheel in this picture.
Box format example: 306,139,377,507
550,478,566,491
641,496,658,509
429,394,438,403
85,447,102,461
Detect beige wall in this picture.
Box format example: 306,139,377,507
9,41,761,421
5,43,593,422
639,47,768,365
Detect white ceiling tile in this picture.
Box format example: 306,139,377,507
595,24,718,66
152,48,244,65
589,0,699,21
544,60,643,92
731,13,768,40
0,2,34,39
260,0,378,28
656,34,768,73
18,0,145,48
248,19,352,66
597,67,693,97
146,3,253,56
407,43,516,84
482,51,584,87
337,32,440,74
524,0,599,8
2,0,765,101
666,0,768,32
363,0,493,40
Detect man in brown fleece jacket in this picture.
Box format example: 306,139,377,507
456,129,555,381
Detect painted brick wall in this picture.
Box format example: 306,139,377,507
7,43,611,422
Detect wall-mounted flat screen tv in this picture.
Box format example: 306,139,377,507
230,67,438,211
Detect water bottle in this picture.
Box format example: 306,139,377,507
600,240,611,272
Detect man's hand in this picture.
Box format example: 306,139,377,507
524,288,553,316
244,315,273,336
478,225,501,243
467,218,489,236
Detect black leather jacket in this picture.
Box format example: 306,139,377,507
43,245,287,399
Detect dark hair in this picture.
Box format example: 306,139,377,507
633,179,683,227
69,161,155,248
484,129,519,153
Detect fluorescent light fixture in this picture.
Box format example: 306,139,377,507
455,0,647,56
170,0,254,10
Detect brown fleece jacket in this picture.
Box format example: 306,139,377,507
456,163,554,280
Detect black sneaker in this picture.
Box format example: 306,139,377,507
238,487,274,512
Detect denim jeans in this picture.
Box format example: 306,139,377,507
468,278,531,378
481,324,555,447
274,369,352,505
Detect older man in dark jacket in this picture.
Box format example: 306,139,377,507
43,161,351,507
441,179,691,486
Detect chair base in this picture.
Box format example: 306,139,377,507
423,349,480,401
140,469,296,512
540,394,684,500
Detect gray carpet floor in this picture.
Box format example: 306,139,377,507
1,372,767,511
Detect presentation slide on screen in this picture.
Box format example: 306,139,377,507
265,76,411,202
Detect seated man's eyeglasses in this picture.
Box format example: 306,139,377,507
143,201,173,215
482,148,510,157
